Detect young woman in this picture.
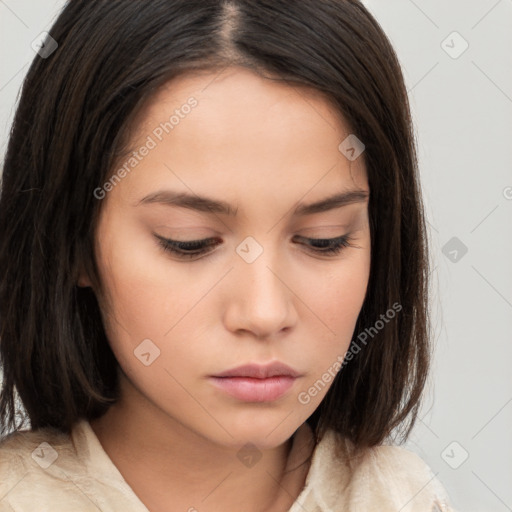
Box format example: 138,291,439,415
0,1,456,510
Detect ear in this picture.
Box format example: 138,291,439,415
77,274,93,287
76,262,93,288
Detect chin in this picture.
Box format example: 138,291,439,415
210,410,303,450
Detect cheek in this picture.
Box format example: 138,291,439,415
94,233,208,399
295,248,371,385
307,251,370,337
93,226,217,398
95,216,208,338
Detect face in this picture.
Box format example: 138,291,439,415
87,66,371,450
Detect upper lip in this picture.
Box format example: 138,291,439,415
212,362,301,379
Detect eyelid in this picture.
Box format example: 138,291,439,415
153,232,356,260
154,233,219,250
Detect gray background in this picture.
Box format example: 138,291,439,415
1,1,511,511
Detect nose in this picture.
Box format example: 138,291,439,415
222,245,298,339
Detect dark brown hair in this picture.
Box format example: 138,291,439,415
0,0,431,454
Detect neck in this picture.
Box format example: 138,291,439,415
90,374,313,512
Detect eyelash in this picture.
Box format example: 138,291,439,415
154,233,355,260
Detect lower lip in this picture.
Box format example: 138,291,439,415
209,376,297,402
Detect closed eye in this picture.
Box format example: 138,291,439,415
154,233,356,260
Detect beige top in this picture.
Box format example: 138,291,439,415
0,419,456,511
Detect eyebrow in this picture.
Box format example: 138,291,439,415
137,189,369,216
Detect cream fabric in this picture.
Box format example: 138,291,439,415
0,419,456,511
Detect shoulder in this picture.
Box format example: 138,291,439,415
0,420,149,511
0,423,75,469
365,443,454,507
0,425,65,479
0,424,92,511
0,424,71,485
301,429,457,512
366,441,439,477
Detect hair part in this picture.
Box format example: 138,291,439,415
0,0,431,457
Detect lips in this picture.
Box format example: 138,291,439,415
209,362,302,402
211,361,301,379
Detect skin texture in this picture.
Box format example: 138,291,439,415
86,66,371,512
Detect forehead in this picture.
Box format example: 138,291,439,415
112,66,368,209
144,66,342,124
